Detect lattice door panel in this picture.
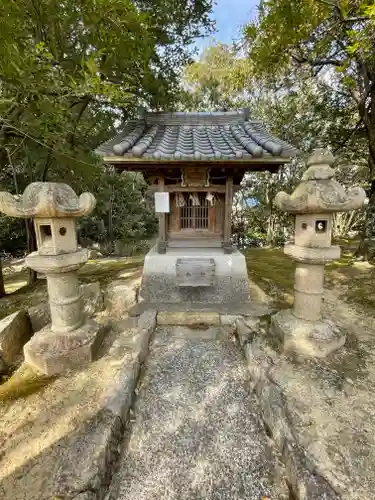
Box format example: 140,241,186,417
180,194,209,230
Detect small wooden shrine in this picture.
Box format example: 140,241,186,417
96,110,297,253
96,110,298,306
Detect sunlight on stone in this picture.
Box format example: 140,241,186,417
166,414,183,433
190,403,207,422
4,279,27,293
0,392,97,478
227,401,240,416
163,385,184,401
190,458,210,488
0,356,116,482
117,270,138,279
205,380,224,401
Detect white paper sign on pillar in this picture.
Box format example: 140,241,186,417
154,192,170,213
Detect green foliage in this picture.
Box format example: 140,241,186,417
245,1,375,78
244,1,375,158
182,43,254,110
79,171,157,246
0,0,214,173
182,41,369,247
0,0,214,259
244,0,375,256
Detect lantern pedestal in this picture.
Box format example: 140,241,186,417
24,248,105,375
24,319,106,376
271,309,346,359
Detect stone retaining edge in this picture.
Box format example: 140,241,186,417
236,317,342,500
53,310,157,500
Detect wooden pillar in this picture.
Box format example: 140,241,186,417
157,176,167,254
223,175,233,254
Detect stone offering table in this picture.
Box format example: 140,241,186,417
272,149,366,357
0,182,105,375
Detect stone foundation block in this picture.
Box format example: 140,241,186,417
105,279,139,317
53,410,122,499
28,303,50,333
81,281,104,316
157,311,220,326
271,309,346,358
220,314,242,326
140,246,251,304
0,310,32,366
258,381,292,449
24,319,106,375
235,317,261,347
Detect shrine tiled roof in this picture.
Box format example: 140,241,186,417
95,110,298,161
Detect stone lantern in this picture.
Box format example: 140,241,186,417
0,182,103,375
272,149,366,357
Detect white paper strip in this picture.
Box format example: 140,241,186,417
154,192,170,213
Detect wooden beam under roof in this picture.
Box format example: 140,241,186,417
103,157,284,173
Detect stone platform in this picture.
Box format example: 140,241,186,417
139,246,251,304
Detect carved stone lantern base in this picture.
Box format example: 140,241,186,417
24,319,106,376
271,309,346,359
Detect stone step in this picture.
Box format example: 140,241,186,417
157,311,220,326
168,239,222,248
162,325,232,340
129,301,271,318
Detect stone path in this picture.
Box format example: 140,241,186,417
109,326,286,500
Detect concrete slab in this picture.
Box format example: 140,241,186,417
0,310,32,365
157,311,220,326
161,325,233,341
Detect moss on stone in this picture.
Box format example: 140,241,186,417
0,364,55,403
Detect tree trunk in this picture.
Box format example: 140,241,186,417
26,219,37,285
355,154,375,260
0,258,6,298
266,214,274,246
355,78,375,260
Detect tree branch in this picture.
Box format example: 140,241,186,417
292,55,344,67
340,16,370,24
333,118,363,152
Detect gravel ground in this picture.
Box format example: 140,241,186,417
110,327,286,500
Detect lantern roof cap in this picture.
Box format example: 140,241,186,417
275,149,366,214
0,182,96,218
